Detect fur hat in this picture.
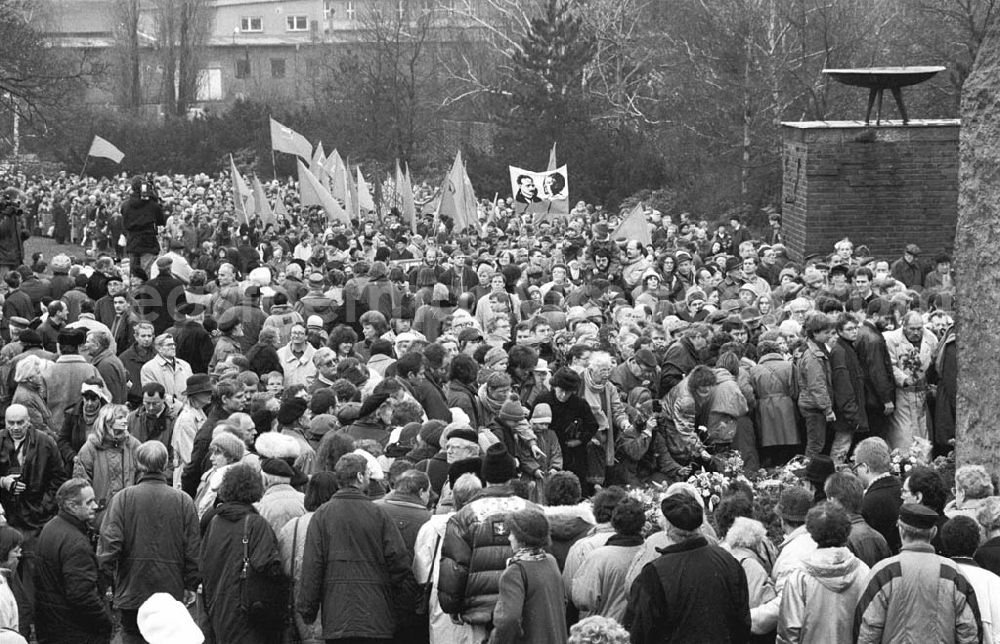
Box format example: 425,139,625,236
481,443,517,484
254,432,301,460
448,457,483,488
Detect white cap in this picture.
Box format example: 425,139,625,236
137,593,204,644
307,315,324,328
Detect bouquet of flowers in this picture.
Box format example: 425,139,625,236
715,450,745,478
898,348,926,385
686,470,731,512
627,482,669,537
889,437,932,477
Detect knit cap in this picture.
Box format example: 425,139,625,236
498,400,527,424
530,403,553,424
507,507,551,548
417,419,447,448
485,346,508,369
209,432,246,463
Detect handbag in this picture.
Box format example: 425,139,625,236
238,515,291,631
414,533,442,616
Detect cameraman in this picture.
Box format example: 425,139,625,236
0,188,28,280
121,176,165,275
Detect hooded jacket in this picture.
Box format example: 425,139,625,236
73,432,142,527
544,503,596,569
777,547,870,644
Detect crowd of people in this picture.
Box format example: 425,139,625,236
0,165,988,644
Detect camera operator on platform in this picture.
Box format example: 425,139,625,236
121,176,165,275
0,188,28,280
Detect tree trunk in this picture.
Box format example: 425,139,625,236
956,12,1000,478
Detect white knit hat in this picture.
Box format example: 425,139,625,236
137,593,204,644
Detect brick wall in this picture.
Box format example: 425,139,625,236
781,120,959,262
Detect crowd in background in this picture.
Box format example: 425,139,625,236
0,166,987,644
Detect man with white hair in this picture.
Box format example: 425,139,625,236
140,333,194,408
84,330,127,404
581,351,635,489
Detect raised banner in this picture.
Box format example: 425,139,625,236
508,165,568,216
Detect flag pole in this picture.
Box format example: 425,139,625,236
80,154,89,178
271,150,278,182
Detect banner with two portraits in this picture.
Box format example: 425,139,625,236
508,165,569,217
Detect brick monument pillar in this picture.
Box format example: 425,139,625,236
781,119,960,261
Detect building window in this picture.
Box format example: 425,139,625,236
196,68,223,101
324,1,332,20
239,16,263,32
271,58,286,78
235,58,251,78
345,0,355,20
286,15,308,31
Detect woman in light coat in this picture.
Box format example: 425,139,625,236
278,472,337,644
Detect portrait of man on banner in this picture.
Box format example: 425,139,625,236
508,165,569,215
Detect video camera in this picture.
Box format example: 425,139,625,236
0,189,23,219
131,173,159,202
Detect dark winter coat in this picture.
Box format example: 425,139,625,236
846,513,892,568
119,344,157,408
533,391,598,486
141,273,187,335
830,336,869,433
173,319,213,376
855,321,896,419
121,195,166,256
374,491,432,555
659,338,702,396
246,341,283,377
489,554,568,644
446,380,484,428
200,502,285,644
927,327,957,447
862,474,903,554
58,403,92,475
34,511,113,644
0,207,26,267
625,536,751,644
297,488,418,640
400,377,452,423
438,487,540,624
0,427,66,530
97,474,200,609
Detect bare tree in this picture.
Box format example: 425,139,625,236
315,0,444,161
150,0,212,117
109,0,142,110
0,0,98,122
